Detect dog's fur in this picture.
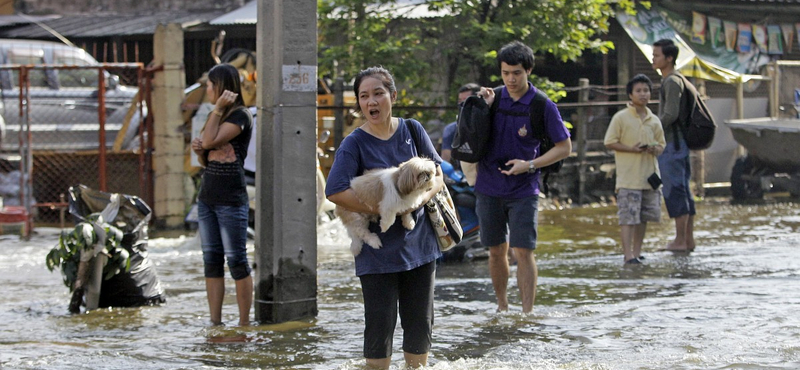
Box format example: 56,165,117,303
335,157,437,256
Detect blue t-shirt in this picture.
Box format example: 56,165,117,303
475,83,570,199
325,118,443,276
441,121,457,150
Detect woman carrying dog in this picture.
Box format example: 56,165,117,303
325,66,444,369
190,63,253,326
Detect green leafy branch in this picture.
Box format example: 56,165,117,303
45,213,131,290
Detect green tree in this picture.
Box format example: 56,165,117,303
318,0,643,114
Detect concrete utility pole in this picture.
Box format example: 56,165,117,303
254,0,319,323
151,23,188,229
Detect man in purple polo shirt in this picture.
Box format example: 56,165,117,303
475,41,571,313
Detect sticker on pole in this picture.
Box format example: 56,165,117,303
282,64,316,92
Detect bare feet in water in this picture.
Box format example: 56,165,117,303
660,241,692,252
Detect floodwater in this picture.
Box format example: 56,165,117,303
2,197,799,369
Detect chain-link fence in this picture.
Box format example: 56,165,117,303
0,63,149,226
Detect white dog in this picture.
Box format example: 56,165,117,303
336,157,437,256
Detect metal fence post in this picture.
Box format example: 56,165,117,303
21,66,33,237
576,78,590,204
98,66,107,192
333,77,344,149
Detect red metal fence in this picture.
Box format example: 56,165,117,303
0,63,151,229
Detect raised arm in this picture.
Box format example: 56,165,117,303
201,90,242,149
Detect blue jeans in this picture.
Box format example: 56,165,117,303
658,139,696,218
197,200,251,280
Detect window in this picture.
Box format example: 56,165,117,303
53,49,99,88
8,48,48,88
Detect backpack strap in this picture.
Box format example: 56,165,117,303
529,90,555,194
405,118,420,152
668,73,691,151
529,90,549,144
489,86,504,116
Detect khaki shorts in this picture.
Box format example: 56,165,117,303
617,188,662,225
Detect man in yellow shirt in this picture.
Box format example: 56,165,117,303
604,74,666,264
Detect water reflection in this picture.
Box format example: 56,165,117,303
1,198,799,369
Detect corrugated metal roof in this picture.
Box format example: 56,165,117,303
0,10,226,38
212,0,449,25
210,1,256,25
369,0,450,19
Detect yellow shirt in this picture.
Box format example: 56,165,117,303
603,104,666,191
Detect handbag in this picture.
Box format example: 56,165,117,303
425,187,463,252
404,119,463,251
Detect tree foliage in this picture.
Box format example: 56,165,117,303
318,0,643,110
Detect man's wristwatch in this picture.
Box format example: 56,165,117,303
527,160,537,173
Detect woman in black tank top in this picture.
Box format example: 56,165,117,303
190,64,254,326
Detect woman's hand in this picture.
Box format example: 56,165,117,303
214,89,238,112
192,137,208,167
399,167,445,215
191,137,204,154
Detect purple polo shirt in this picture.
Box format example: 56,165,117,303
474,83,570,199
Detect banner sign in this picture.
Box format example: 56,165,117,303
617,5,770,81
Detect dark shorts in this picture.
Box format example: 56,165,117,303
475,193,538,249
658,139,696,218
359,261,436,359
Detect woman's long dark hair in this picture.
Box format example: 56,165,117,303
207,63,245,118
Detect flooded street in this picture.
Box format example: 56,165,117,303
2,198,799,369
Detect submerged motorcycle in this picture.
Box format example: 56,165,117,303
438,160,487,262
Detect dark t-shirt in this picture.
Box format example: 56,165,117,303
198,108,253,206
325,118,443,276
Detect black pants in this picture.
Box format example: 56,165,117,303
359,260,436,359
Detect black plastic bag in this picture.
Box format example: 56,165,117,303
68,185,165,308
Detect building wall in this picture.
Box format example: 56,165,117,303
18,0,244,15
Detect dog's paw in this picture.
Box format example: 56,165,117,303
350,241,362,256
364,233,383,249
402,216,416,230
379,217,394,233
